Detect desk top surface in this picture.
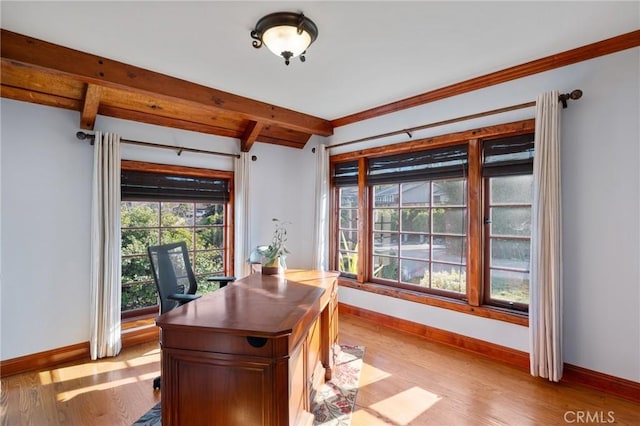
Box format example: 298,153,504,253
155,270,338,338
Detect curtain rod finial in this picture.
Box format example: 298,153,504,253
76,131,96,145
559,89,583,108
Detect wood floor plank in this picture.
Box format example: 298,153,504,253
1,315,638,425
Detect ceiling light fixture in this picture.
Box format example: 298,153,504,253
251,11,318,65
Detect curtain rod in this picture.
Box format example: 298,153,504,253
76,131,241,159
327,89,583,150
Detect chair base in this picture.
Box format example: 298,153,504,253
153,376,161,390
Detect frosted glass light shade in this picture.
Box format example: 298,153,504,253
263,25,312,58
251,12,318,65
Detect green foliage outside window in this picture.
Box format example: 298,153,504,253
420,267,466,293
121,201,225,313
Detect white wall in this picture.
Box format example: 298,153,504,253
333,48,640,382
1,48,638,383
243,138,320,270
1,101,93,358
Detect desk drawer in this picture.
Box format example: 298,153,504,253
161,328,284,358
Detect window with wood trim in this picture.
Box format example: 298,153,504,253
120,161,234,318
329,120,534,318
482,134,534,311
335,161,359,278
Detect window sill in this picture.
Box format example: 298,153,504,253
121,313,158,347
338,278,528,327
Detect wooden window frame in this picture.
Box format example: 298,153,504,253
482,176,532,312
329,120,534,326
367,180,468,298
120,160,235,320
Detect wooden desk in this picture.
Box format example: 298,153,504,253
156,270,339,426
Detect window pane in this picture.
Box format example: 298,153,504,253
401,209,430,233
491,238,530,270
122,282,158,311
122,255,152,284
400,234,430,260
373,209,398,231
339,230,358,251
431,263,466,293
490,269,529,304
196,275,221,293
433,180,465,206
338,251,358,275
194,250,223,275
122,202,159,227
161,228,194,247
373,232,398,256
340,187,358,208
372,256,398,281
340,209,358,230
161,202,195,226
432,236,466,264
122,229,159,255
490,175,533,204
196,227,223,249
491,207,531,236
400,259,429,285
196,203,224,225
401,182,430,206
373,184,399,207
432,207,466,234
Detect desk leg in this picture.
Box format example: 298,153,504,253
320,297,339,381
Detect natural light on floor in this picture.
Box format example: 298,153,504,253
358,362,392,387
32,346,161,402
367,386,441,425
38,348,160,386
56,372,159,402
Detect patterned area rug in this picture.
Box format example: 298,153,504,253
132,345,364,426
312,345,365,425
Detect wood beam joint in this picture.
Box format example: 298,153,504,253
80,84,102,129
240,121,264,152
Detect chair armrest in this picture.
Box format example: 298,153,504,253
207,276,236,288
167,293,201,305
207,276,236,283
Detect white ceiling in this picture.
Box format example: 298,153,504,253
1,1,638,121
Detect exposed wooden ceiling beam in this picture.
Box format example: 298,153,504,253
1,84,81,110
240,121,264,152
0,29,333,138
80,84,102,129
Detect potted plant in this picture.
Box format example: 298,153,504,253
254,218,290,275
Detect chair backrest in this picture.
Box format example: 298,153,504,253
147,241,198,314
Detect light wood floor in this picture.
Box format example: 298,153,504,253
2,314,638,425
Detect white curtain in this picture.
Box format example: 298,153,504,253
89,132,122,360
312,143,330,270
234,152,252,278
529,91,563,381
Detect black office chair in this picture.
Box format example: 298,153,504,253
148,241,201,315
147,241,235,390
148,241,201,390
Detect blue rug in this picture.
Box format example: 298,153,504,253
132,401,161,426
